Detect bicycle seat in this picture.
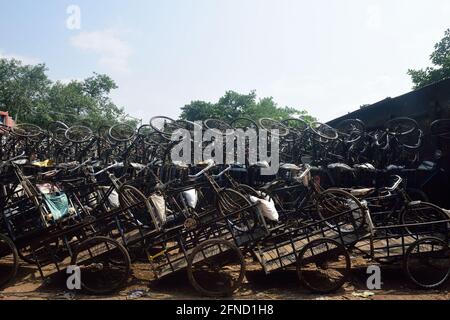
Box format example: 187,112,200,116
280,163,301,171
327,163,354,172
417,161,436,171
347,188,376,197
172,161,189,168
260,180,283,191
386,165,405,171
353,163,376,172
254,161,270,168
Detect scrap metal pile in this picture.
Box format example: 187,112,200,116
0,116,449,297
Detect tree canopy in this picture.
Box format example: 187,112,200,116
180,90,316,123
1,57,316,131
0,58,135,129
408,28,450,89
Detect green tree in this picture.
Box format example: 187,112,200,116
0,58,51,122
180,90,315,123
0,58,136,129
408,29,450,89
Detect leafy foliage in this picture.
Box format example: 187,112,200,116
180,90,315,123
0,58,136,129
408,29,450,89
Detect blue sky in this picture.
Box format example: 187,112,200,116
1,0,450,122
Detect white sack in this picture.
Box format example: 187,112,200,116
249,196,279,222
149,194,167,224
183,189,198,209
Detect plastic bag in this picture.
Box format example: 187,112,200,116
43,192,70,221
183,189,198,209
149,194,167,224
249,196,279,222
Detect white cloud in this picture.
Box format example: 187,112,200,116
0,50,41,65
69,30,132,73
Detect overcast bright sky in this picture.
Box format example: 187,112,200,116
1,0,449,122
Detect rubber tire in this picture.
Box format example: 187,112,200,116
297,238,351,294
187,239,246,297
0,234,19,289
71,236,131,295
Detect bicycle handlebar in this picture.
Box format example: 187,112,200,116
212,165,232,179
188,161,215,179
93,162,124,176
0,152,27,168
383,175,403,192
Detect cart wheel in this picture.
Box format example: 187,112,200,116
297,238,351,293
71,237,131,294
316,189,366,233
0,234,19,289
404,237,450,289
187,239,246,297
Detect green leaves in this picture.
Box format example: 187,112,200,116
180,90,316,123
409,28,450,89
0,58,134,130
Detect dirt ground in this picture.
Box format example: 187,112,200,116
1,256,449,301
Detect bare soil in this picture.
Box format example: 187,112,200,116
1,257,449,301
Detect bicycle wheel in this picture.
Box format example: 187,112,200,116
335,119,365,143
297,238,351,293
386,117,418,136
187,239,246,297
71,236,131,294
0,234,19,289
229,117,259,131
431,119,450,140
281,118,309,132
216,188,258,233
109,124,136,142
137,124,154,137
150,116,179,135
47,121,69,144
400,202,449,237
316,189,366,233
204,119,233,134
258,118,290,137
404,237,450,289
176,119,203,132
11,123,42,138
310,122,338,140
65,125,93,143
119,184,158,228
